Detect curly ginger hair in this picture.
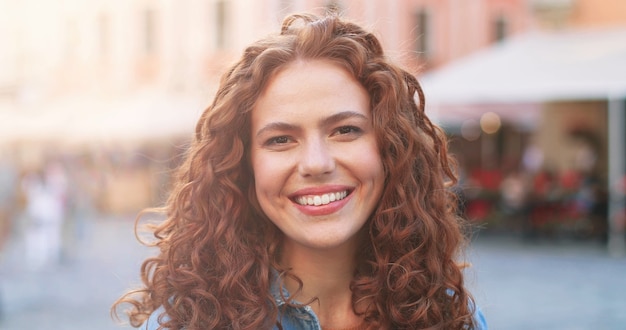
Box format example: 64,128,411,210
113,13,477,329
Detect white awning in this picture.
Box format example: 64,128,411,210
421,26,626,106
0,91,205,148
420,26,626,255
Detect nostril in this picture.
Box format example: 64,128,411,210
298,150,335,176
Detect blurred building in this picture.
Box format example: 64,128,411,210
423,0,626,255
0,0,624,252
0,0,532,213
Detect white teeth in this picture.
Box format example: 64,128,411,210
321,194,329,204
295,191,348,206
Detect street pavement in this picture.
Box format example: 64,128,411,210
0,215,152,330
0,216,625,330
467,234,626,330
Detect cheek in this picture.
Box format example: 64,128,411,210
368,157,385,190
251,157,266,190
251,153,281,198
354,141,384,181
251,159,273,219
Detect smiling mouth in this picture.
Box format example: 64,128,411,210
293,190,349,206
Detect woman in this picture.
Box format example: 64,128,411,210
113,13,487,329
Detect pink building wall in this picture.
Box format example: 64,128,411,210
197,0,531,77
389,0,531,72
570,0,626,27
262,0,532,73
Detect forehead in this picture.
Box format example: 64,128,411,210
263,59,354,90
252,59,370,127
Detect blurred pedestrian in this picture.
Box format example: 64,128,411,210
0,149,19,258
21,161,67,270
0,149,20,319
63,153,100,263
499,169,531,232
114,13,487,329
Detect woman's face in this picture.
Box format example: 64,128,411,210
250,59,384,251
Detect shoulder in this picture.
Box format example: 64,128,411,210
472,305,488,330
445,289,488,329
140,306,170,330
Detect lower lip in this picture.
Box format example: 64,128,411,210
292,193,352,216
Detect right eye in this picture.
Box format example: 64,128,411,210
264,135,291,146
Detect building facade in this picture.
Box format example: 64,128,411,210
0,0,533,108
1,0,623,217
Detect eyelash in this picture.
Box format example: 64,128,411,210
264,135,291,146
334,125,362,135
263,125,363,146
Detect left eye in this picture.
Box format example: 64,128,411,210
336,126,361,135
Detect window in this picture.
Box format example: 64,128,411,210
415,9,431,57
143,8,156,54
98,13,110,55
65,18,79,59
494,16,508,43
215,0,228,49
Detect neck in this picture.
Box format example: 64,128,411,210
279,240,364,328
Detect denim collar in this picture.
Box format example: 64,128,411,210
269,271,317,317
270,271,290,307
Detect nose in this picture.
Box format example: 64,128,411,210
298,137,335,177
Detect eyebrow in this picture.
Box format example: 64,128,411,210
254,122,299,139
320,111,369,128
254,111,369,139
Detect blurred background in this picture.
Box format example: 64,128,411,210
0,0,624,329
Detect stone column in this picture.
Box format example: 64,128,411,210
607,96,626,257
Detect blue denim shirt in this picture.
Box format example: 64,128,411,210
142,282,488,329
269,284,488,330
